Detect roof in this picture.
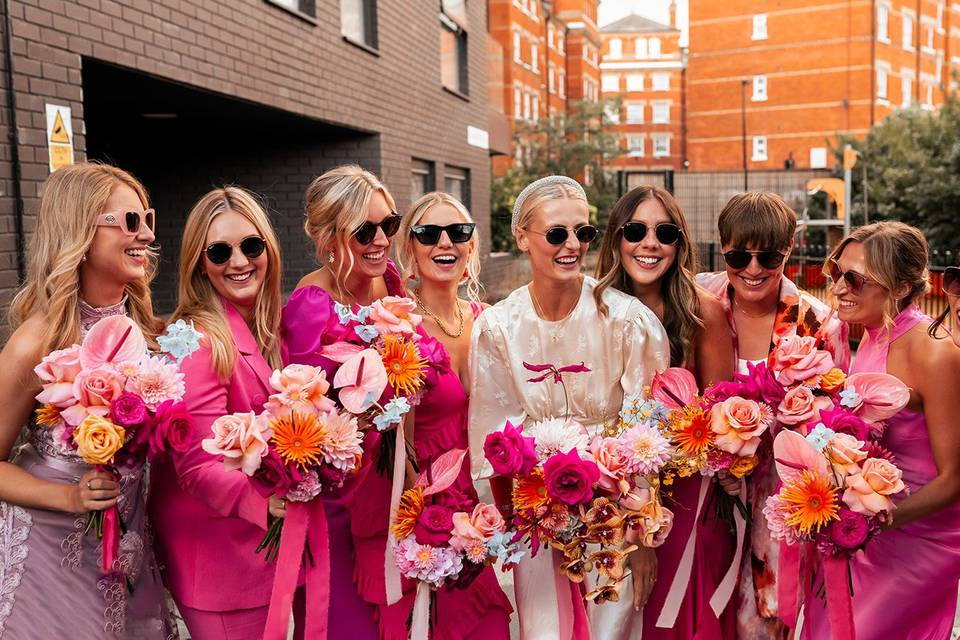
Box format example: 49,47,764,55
600,13,677,34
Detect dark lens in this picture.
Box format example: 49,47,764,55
544,227,569,245
412,225,442,245
446,223,476,243
654,223,681,245
145,210,155,232
722,250,752,270
757,250,785,269
828,260,843,283
575,225,598,244
380,215,402,238
944,267,960,296
125,211,140,234
353,222,377,245
620,222,648,243
240,236,266,259
205,242,233,265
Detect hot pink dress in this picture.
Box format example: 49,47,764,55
802,305,960,640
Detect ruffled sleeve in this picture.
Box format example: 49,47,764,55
280,285,335,373
618,297,671,397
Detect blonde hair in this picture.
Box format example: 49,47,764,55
304,165,397,300
9,162,160,352
172,187,283,381
395,192,483,303
594,186,702,365
825,221,930,330
512,179,589,241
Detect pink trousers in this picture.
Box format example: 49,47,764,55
179,588,307,640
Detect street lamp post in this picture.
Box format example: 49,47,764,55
741,79,748,191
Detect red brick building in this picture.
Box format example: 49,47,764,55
0,0,492,315
600,6,686,171
687,0,958,171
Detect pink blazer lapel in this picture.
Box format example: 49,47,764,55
223,299,274,399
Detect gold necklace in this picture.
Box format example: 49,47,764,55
733,298,774,319
413,289,465,338
529,277,581,322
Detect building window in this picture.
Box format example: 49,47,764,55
902,73,913,107
810,147,827,169
751,136,767,162
937,2,944,29
926,23,934,50
752,14,767,40
752,75,768,101
523,92,531,120
652,101,670,123
626,73,644,91
924,82,933,106
649,37,661,58
558,33,564,53
548,63,555,92
877,4,889,42
902,11,914,50
626,102,644,123
444,166,470,207
531,94,540,122
514,86,522,119
513,31,522,63
440,0,468,95
341,0,378,49
548,23,555,49
877,68,888,99
602,74,620,93
936,54,943,82
531,41,539,72
627,134,644,157
605,103,620,124
609,37,622,59
559,71,566,97
653,134,670,157
635,37,647,58
651,73,670,91
411,159,435,201
269,0,317,18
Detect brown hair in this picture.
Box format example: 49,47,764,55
718,191,797,250
929,253,959,338
593,185,702,366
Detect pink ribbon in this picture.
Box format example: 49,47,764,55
384,420,407,605
523,361,591,383
262,500,330,640
777,540,801,629
823,555,855,640
101,504,119,575
410,582,432,640
550,549,591,640
656,475,710,628
708,479,747,617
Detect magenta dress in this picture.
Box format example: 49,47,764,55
803,305,960,640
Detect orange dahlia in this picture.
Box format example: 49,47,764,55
513,469,549,514
671,406,715,456
271,411,326,469
781,470,840,535
392,487,424,539
378,335,427,396
35,403,62,428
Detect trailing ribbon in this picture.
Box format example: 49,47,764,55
655,475,710,628
101,503,119,575
410,582,432,640
262,500,330,640
551,549,591,640
777,540,801,629
709,479,747,617
823,555,855,640
384,420,407,605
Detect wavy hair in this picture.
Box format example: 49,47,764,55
8,162,160,352
594,185,702,366
929,253,959,338
171,187,283,381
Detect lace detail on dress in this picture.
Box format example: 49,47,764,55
61,514,86,570
98,572,126,635
78,296,128,334
0,503,32,634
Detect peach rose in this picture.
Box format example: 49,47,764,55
728,454,759,479
265,364,335,418
819,368,847,393
72,367,124,408
451,503,505,547
368,296,422,337
589,436,631,495
842,457,905,516
34,345,82,407
825,433,868,478
770,335,835,387
73,415,125,465
202,411,272,476
710,397,772,456
777,386,833,428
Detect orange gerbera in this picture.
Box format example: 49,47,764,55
392,487,424,539
271,411,326,469
671,406,715,456
35,403,62,428
781,470,840,535
513,469,549,513
378,335,427,397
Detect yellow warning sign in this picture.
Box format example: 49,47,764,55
50,110,69,144
45,104,73,173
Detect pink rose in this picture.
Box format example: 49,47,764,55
34,345,82,407
543,448,601,506
265,364,335,418
770,335,835,387
777,386,833,429
368,296,422,337
70,367,124,421
828,507,870,550
414,504,455,546
201,411,272,475
149,400,194,460
825,433,868,478
589,436,631,495
451,503,505,549
483,421,537,476
710,396,772,456
842,457,906,516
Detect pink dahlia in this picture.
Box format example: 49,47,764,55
618,422,672,475
287,470,323,503
763,494,798,544
317,410,364,472
128,356,185,410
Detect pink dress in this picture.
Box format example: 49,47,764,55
803,305,960,640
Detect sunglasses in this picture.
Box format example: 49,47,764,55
205,235,266,265
353,214,402,245
942,266,960,296
827,259,883,296
619,221,681,245
526,224,599,246
96,209,155,235
722,248,786,270
411,223,476,245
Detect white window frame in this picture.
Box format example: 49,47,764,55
901,69,914,107
653,134,670,158
532,41,539,72
937,2,945,29
514,86,522,119
558,33,564,53
604,103,620,124
752,75,768,101
513,31,522,63
876,67,888,99
626,73,644,91
936,54,943,82
652,101,670,124
531,94,540,123
523,91,531,120
877,4,890,42
635,37,647,58
625,102,644,124
902,10,915,50
559,70,566,97
627,134,644,157
548,63,555,93
609,37,622,59
602,73,620,93
651,73,670,91
925,82,934,107
649,37,661,58
548,23,555,49
810,147,828,169
751,136,768,162
752,14,768,40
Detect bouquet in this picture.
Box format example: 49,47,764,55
33,315,199,580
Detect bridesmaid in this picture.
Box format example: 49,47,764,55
469,175,670,640
803,222,960,639
696,192,850,640
280,165,398,638
149,187,297,638
593,185,735,638
389,191,512,638
0,163,173,637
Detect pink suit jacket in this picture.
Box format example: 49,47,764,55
149,300,276,611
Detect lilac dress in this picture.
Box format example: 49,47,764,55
0,300,175,638
803,305,960,639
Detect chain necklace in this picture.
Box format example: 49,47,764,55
413,289,465,338
529,276,581,323
733,297,775,319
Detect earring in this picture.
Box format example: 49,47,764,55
327,251,335,264
81,254,87,262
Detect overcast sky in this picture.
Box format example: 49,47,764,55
598,0,688,44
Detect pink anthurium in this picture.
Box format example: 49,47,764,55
333,348,388,414
650,367,698,409
416,448,467,496
80,316,147,371
773,429,829,484
319,341,366,364
844,372,911,425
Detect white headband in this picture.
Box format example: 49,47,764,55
511,175,587,232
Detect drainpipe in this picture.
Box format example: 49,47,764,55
2,0,25,283
869,0,876,126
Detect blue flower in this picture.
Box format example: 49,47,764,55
355,324,379,343
486,531,525,565
354,305,373,323
805,423,836,452
839,387,861,409
373,397,411,431
157,319,202,364
334,302,355,325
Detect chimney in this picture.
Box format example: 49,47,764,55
669,0,677,27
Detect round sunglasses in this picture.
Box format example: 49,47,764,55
722,248,786,270
353,214,402,245
944,266,960,297
205,235,266,265
96,209,155,235
411,223,476,245
827,259,883,296
619,221,681,245
526,224,599,246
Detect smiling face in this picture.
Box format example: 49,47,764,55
723,241,792,308
830,241,889,327
516,198,591,285
619,197,678,295
342,190,393,280
410,203,476,288
83,182,155,288
203,210,267,312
